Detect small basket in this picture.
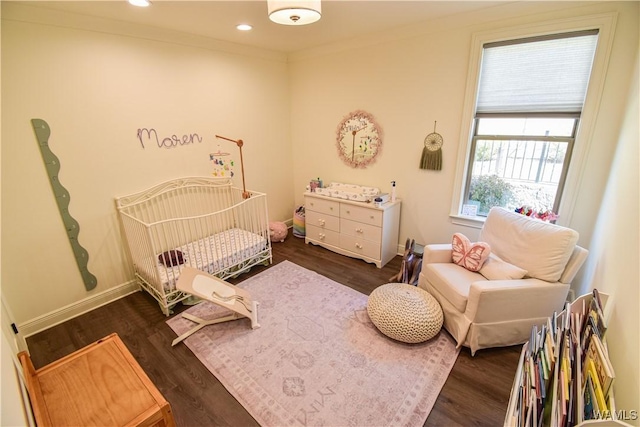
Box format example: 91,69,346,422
293,205,305,238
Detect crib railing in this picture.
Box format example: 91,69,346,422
116,177,235,222
116,177,272,315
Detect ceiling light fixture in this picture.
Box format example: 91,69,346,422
236,24,253,31
128,0,151,7
267,0,321,26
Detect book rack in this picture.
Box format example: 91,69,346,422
504,291,631,427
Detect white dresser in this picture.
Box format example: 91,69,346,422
304,192,401,268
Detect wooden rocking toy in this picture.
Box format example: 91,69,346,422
389,238,422,286
171,267,260,346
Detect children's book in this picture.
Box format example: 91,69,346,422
583,373,596,420
585,334,615,397
585,360,608,412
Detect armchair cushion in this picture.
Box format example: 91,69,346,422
479,254,528,280
479,207,578,282
423,263,487,313
423,244,454,264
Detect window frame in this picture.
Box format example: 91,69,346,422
450,13,618,228
463,113,579,216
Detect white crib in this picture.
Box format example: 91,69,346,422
116,177,272,316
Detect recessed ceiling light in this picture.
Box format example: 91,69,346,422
128,0,150,7
236,24,253,31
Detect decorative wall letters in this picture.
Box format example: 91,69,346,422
137,128,204,149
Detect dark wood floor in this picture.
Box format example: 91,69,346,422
26,235,521,427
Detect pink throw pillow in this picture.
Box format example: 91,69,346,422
451,233,491,272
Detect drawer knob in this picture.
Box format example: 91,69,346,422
330,207,334,210
346,210,350,214
355,243,363,249
356,228,363,233
318,218,325,226
319,233,326,240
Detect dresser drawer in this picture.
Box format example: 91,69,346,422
306,225,340,247
340,235,381,260
340,218,382,244
340,204,382,227
307,210,340,232
305,197,339,217
303,192,400,268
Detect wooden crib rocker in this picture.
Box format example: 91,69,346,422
116,177,272,316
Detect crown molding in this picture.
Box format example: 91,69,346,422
2,2,288,63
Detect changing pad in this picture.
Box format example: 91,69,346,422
314,182,380,202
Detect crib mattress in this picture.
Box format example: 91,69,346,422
155,228,268,291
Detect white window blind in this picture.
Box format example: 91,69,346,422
476,31,598,114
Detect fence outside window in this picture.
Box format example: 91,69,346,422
465,117,577,216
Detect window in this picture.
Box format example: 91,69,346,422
461,31,599,218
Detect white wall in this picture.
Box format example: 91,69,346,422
1,3,293,329
580,51,639,421
289,0,638,413
289,1,637,248
2,291,30,427
1,331,29,427
0,7,28,422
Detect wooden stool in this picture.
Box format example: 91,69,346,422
18,333,175,427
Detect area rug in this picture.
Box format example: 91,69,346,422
167,261,459,427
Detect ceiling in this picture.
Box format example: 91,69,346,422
26,1,506,53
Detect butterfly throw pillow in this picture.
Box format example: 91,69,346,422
451,233,491,272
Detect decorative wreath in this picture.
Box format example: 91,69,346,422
420,121,443,171
335,110,383,169
424,132,444,151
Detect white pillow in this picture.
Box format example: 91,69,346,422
479,207,578,282
479,254,528,280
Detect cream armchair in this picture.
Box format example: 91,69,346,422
418,207,588,355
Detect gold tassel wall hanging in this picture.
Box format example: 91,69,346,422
420,121,443,170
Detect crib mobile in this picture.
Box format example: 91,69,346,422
214,134,251,199
210,150,234,178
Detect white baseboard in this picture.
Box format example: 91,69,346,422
18,280,139,340
396,243,403,256
395,242,424,257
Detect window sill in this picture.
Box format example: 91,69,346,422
449,214,486,229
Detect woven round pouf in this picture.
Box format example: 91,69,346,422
367,283,443,343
